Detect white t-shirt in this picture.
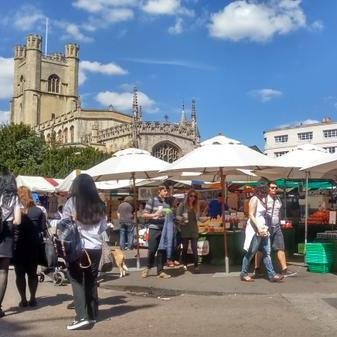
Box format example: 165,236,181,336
62,198,107,250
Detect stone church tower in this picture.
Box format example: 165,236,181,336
11,34,200,162
12,34,79,125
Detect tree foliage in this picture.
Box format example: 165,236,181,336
0,123,110,178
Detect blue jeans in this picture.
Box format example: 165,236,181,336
240,235,276,280
119,222,134,249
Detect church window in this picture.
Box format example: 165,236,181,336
19,75,25,94
64,128,68,143
70,126,74,143
57,129,62,142
152,142,180,163
48,74,60,93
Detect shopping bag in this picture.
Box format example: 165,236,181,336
197,238,209,256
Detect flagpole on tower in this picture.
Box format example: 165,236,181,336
45,17,49,55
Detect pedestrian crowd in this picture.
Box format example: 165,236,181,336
0,167,296,330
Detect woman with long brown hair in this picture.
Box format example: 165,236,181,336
63,173,107,330
176,189,201,273
14,186,46,307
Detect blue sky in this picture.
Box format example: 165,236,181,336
0,0,336,149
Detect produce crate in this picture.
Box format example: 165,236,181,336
307,262,333,273
305,243,336,267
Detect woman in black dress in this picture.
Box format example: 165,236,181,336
14,186,46,307
0,169,21,318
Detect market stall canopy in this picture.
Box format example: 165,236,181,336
300,151,337,180
161,135,284,175
86,148,168,181
254,144,332,180
16,175,61,193
56,168,162,192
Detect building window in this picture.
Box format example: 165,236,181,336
324,147,336,153
274,151,288,157
298,132,313,141
274,135,288,143
152,142,180,163
57,129,62,142
63,128,68,144
323,129,337,138
70,126,74,143
48,74,60,93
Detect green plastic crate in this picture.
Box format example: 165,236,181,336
298,243,305,254
308,262,332,273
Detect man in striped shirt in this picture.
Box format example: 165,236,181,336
141,186,171,279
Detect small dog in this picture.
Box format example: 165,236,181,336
111,247,129,278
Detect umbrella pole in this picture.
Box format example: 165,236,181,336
132,172,140,270
220,168,229,275
304,171,309,245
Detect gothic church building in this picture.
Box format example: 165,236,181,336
11,34,199,162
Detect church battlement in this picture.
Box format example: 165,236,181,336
35,111,77,131
14,45,26,59
42,53,66,63
26,34,42,50
65,44,79,59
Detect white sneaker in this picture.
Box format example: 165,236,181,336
67,319,90,330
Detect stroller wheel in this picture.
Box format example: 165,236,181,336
53,271,65,286
38,273,45,282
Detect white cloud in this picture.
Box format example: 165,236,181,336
250,88,283,102
104,8,135,23
0,110,10,124
0,57,14,100
208,0,306,42
79,60,128,85
168,18,183,34
73,0,137,13
63,23,94,42
311,20,324,32
96,90,158,113
124,57,215,71
11,5,45,31
142,0,181,16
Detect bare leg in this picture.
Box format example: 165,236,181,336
277,250,287,271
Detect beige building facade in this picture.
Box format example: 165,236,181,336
11,34,199,162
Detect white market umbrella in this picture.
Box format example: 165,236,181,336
162,135,285,274
255,144,332,180
87,148,168,269
16,175,59,193
255,144,333,245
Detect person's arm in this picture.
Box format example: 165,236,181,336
248,197,267,236
142,198,157,220
175,203,184,222
13,204,21,225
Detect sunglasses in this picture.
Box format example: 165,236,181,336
269,186,277,190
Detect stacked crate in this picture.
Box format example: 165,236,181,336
305,243,335,273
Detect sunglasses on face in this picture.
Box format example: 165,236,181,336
269,186,277,190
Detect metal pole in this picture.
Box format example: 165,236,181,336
132,172,140,270
45,17,49,55
304,171,309,245
220,168,229,274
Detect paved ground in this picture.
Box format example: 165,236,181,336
1,250,337,337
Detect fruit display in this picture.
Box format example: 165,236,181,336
307,210,330,225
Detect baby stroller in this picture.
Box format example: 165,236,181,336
38,257,68,286
38,225,69,286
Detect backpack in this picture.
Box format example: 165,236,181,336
54,218,84,264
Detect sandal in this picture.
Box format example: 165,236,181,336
240,275,254,282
